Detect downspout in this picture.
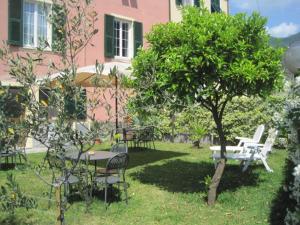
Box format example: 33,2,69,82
169,0,171,21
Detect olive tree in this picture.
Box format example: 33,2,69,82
0,0,113,223
131,7,283,205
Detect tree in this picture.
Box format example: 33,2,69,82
0,0,113,223
131,7,283,205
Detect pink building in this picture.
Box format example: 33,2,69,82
0,0,170,120
0,0,227,121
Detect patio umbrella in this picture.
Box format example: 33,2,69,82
48,62,132,130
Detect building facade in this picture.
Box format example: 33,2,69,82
0,0,228,149
170,0,229,22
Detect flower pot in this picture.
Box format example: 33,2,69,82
95,138,101,144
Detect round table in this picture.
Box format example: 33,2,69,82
66,151,117,170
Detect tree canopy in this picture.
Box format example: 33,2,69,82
131,7,284,205
132,7,283,111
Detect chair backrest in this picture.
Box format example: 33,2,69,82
252,124,265,143
106,153,129,171
111,141,128,153
47,153,66,170
261,128,278,155
76,122,90,135
139,126,155,141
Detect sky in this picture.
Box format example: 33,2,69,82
230,0,300,38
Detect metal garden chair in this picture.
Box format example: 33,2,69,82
93,153,129,208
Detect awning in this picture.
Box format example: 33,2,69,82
48,61,132,87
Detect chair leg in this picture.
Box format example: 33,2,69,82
261,158,273,172
123,175,128,205
105,184,108,209
48,175,55,208
242,160,252,172
213,158,217,169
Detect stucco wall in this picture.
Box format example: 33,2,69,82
170,0,228,22
0,0,169,124
0,0,169,80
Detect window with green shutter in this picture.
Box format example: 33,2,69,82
8,0,23,46
211,0,221,13
134,21,143,57
176,0,183,6
8,0,53,48
104,14,115,58
64,89,87,120
105,15,142,58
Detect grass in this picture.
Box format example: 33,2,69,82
0,142,287,225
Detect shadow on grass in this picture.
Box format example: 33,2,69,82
130,159,262,194
0,214,35,225
0,163,28,171
94,147,187,170
128,148,187,169
269,159,296,225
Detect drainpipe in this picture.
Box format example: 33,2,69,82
169,0,171,22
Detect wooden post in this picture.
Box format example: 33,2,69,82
55,184,64,225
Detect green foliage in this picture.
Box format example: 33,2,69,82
131,7,283,165
132,8,283,108
222,95,285,143
0,174,36,215
200,175,212,191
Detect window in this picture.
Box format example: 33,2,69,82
23,1,51,48
105,15,143,59
176,0,200,7
211,0,221,13
8,0,51,47
114,20,129,57
182,0,194,6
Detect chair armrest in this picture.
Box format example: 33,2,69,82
244,143,264,148
210,146,243,152
235,136,251,140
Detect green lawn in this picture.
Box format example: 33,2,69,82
0,142,287,225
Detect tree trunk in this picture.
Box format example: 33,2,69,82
170,113,175,143
207,111,226,205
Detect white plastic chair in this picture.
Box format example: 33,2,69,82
210,124,265,152
212,128,278,172
236,124,265,147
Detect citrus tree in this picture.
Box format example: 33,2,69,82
131,7,283,205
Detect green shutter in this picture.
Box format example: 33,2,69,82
176,0,182,6
65,94,76,118
77,89,87,120
134,21,143,57
104,14,114,58
194,0,200,7
8,0,23,46
51,3,66,52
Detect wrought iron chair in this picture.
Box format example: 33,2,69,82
47,152,91,208
94,153,129,208
111,141,128,153
137,126,156,149
0,139,17,169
